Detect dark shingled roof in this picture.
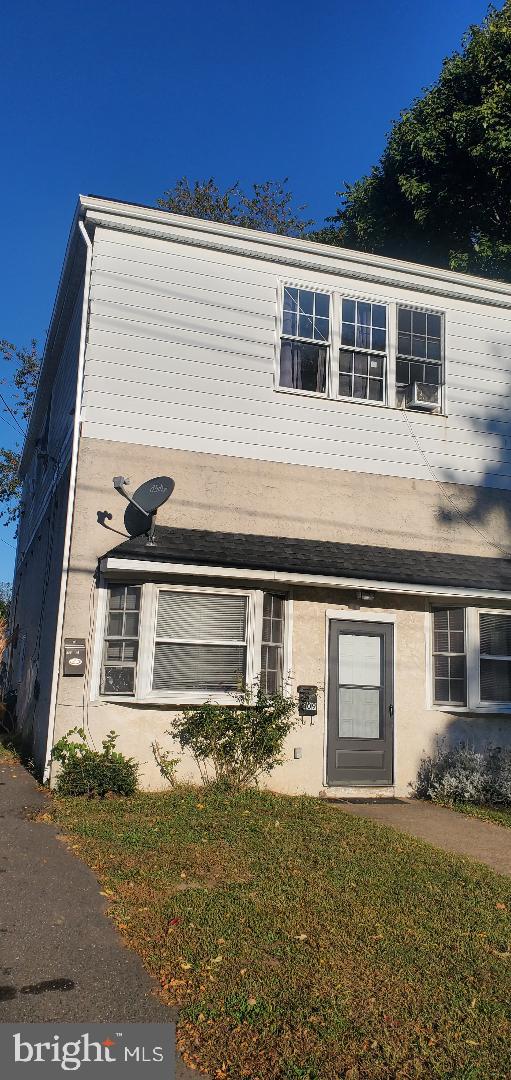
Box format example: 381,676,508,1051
107,525,511,593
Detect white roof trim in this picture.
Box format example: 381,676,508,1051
100,556,511,603
80,195,511,308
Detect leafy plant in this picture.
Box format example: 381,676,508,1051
151,740,179,786
51,727,138,797
168,685,297,788
415,740,511,806
157,177,313,238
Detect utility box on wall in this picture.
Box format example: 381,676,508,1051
63,638,86,676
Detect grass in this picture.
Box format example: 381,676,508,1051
50,786,511,1079
442,802,511,829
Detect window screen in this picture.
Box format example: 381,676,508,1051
432,608,466,705
152,591,248,693
479,612,511,703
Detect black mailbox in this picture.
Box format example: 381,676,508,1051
297,685,318,717
63,638,86,676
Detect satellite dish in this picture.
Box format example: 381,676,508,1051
113,475,175,540
131,476,174,514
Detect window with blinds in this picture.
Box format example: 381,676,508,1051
152,591,248,693
432,607,466,705
479,612,511,703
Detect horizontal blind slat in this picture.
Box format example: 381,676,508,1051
152,643,246,692
156,591,247,641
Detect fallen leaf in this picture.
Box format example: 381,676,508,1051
296,933,308,941
180,962,192,971
211,955,223,964
248,997,257,1006
496,903,507,911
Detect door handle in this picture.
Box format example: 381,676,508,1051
389,704,394,717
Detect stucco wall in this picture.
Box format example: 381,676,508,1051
50,436,511,796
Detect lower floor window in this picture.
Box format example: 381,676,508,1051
432,606,511,709
99,584,288,700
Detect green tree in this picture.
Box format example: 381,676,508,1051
0,339,40,525
157,177,313,237
324,2,511,279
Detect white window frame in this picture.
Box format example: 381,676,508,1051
275,280,332,399
275,282,446,414
92,579,292,705
427,605,511,713
337,293,390,406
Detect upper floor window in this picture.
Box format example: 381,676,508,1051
339,299,387,403
279,287,330,394
396,307,443,408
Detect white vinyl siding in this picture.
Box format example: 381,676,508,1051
81,226,511,491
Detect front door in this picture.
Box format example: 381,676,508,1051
327,620,394,786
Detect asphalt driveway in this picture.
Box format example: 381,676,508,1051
0,754,199,1078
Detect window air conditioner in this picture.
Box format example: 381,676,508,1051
404,381,440,411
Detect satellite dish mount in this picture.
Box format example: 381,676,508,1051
113,475,174,544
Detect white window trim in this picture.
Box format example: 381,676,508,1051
395,301,446,416
427,604,511,714
92,579,292,706
274,279,332,400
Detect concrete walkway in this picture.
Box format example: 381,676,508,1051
337,799,511,876
0,755,198,1079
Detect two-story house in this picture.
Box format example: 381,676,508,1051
9,195,511,795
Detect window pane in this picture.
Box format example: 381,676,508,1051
315,316,329,342
396,359,410,384
372,304,386,329
125,587,141,611
341,323,355,347
480,658,511,702
107,612,124,636
449,608,464,632
339,687,380,739
338,373,352,396
480,613,511,656
283,287,298,313
109,586,125,611
152,643,246,693
353,376,367,398
410,362,424,384
315,293,330,319
398,333,411,357
427,313,441,339
123,641,138,661
368,378,383,401
434,678,450,703
339,634,381,687
342,299,356,324
426,338,441,362
282,309,296,336
398,308,411,332
433,608,466,704
124,612,139,637
371,327,386,352
358,301,371,328
411,335,426,359
356,322,371,349
279,341,327,393
339,349,353,374
298,313,314,339
354,353,368,376
424,363,440,385
412,310,427,336
156,591,247,642
369,355,384,378
298,290,314,316
106,641,123,661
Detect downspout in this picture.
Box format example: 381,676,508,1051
43,219,93,782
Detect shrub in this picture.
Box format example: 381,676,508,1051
415,740,511,806
51,728,138,797
168,684,297,788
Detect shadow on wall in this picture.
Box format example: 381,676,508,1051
433,340,511,554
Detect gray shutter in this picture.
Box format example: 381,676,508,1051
152,592,247,693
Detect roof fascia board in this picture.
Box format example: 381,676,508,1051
100,556,511,602
80,195,511,308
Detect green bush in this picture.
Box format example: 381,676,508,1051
168,684,297,788
51,728,138,797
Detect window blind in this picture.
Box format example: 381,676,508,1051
479,612,511,702
152,591,248,693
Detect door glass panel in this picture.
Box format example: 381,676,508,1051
338,634,381,687
339,687,380,739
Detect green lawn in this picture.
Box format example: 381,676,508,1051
50,787,511,1079
444,802,511,829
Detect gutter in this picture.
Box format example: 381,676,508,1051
43,219,93,783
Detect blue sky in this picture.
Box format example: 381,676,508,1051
0,0,497,579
